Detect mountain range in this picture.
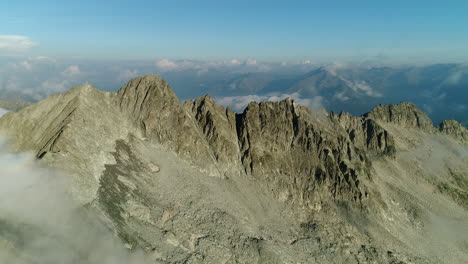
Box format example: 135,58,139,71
0,75,467,263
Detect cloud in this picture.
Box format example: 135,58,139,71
118,69,139,81
245,59,257,65
0,139,149,263
229,59,241,65
0,108,9,117
61,65,82,77
153,58,276,74
0,57,86,100
325,62,348,76
155,59,247,72
214,92,324,112
215,94,269,111
0,35,37,52
155,59,179,71
14,56,56,71
39,79,70,95
444,70,465,85
350,81,382,97
196,68,209,76
324,64,383,98
334,91,350,102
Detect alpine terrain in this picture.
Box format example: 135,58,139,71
0,74,467,264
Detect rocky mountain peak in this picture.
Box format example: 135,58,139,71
363,102,434,131
68,83,98,95
117,74,177,117
439,119,468,143
118,75,225,177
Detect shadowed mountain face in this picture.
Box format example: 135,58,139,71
0,75,467,263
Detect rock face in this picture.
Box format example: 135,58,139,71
363,102,435,132
331,112,396,157
184,95,242,177
439,119,468,143
0,75,467,264
185,93,372,207
235,99,370,206
117,75,223,177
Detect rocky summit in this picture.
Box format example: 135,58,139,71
0,74,467,263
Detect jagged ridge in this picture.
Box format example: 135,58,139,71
1,74,467,263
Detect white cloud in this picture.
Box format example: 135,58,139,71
246,59,257,65
155,59,179,71
215,94,267,111
0,56,77,99
0,35,37,52
214,92,324,112
0,140,149,263
118,69,139,81
351,81,382,97
61,65,81,77
325,65,383,98
0,108,9,117
334,91,350,102
325,62,347,76
152,58,278,74
15,56,56,71
39,79,70,95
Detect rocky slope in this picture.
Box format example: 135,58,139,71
0,74,467,263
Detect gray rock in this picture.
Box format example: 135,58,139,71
363,102,435,132
438,119,468,143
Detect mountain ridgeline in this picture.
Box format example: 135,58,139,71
0,74,467,263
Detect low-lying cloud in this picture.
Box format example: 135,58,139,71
0,139,149,264
0,108,9,117
154,58,277,73
214,92,324,112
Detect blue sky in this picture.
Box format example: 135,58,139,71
1,0,468,62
